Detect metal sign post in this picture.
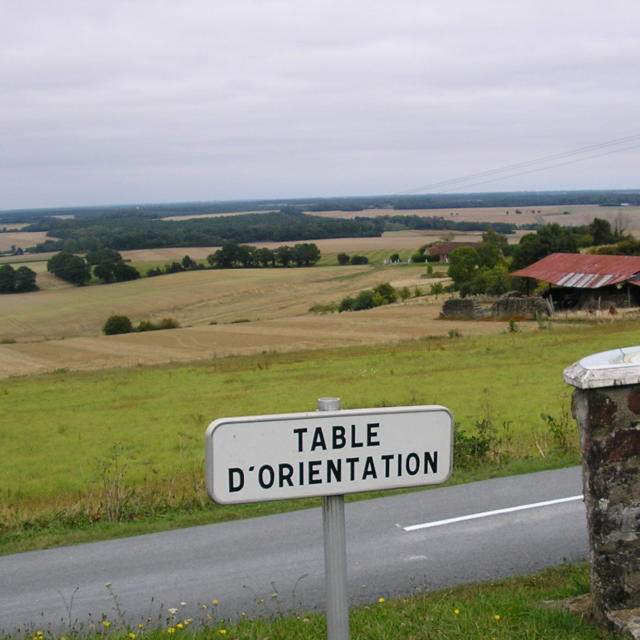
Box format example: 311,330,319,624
204,399,453,640
318,398,350,640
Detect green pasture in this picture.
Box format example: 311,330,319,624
3,319,639,505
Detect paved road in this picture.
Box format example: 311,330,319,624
0,466,586,633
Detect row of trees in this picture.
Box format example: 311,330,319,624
45,241,323,287
337,253,369,265
206,242,321,268
0,264,37,293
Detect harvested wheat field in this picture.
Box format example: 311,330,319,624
120,231,453,265
0,231,51,252
0,263,443,342
309,204,640,235
0,296,534,378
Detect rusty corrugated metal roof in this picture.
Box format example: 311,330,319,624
510,253,640,289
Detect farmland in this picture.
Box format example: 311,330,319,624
1,201,639,556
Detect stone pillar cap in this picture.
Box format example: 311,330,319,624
564,346,640,389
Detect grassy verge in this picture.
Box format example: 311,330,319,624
3,318,639,554
0,452,576,556
3,564,616,639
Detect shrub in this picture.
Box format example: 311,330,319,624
353,290,376,310
430,282,445,296
339,296,356,312
135,318,180,332
157,318,180,330
350,255,368,265
373,282,397,304
337,253,350,265
135,320,156,332
103,315,133,335
309,302,338,314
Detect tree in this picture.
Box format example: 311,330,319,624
85,248,122,265
291,243,321,266
165,261,184,274
103,315,133,335
448,247,481,295
275,245,293,267
236,245,257,268
181,255,198,270
588,218,618,246
47,251,91,285
350,255,368,265
0,264,16,293
113,262,140,281
482,227,509,252
208,242,241,268
337,253,350,265
256,247,275,267
511,223,579,270
13,266,37,292
94,261,115,283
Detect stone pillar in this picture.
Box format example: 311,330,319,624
564,347,640,623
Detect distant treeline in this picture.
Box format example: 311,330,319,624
24,210,385,253
21,208,518,253
2,189,640,225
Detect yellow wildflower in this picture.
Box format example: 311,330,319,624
167,628,175,634
102,621,111,628
219,630,227,636
128,634,136,639
453,609,460,615
494,614,501,621
211,599,219,606
377,597,385,603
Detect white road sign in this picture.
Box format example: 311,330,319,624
205,405,453,504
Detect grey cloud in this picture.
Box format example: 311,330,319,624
2,0,640,208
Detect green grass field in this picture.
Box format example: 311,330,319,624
2,317,639,553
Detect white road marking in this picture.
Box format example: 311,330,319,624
402,495,584,532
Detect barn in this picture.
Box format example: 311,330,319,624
425,242,481,263
510,253,640,310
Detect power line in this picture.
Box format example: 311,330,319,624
404,133,640,194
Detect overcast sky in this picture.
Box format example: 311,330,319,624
2,1,640,209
